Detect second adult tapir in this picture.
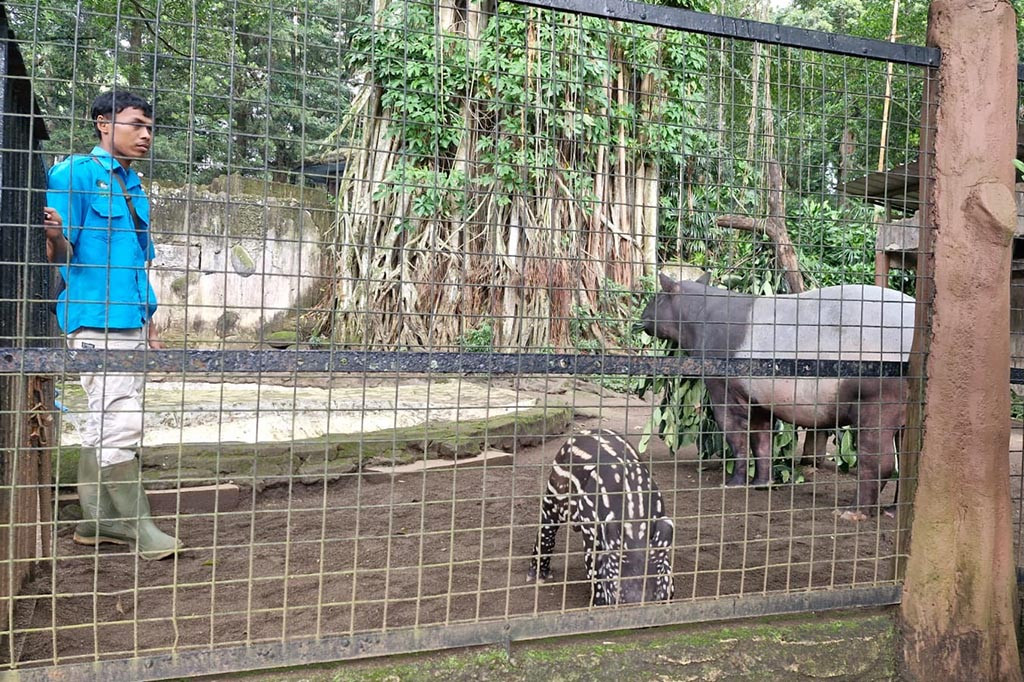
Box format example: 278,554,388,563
640,273,915,521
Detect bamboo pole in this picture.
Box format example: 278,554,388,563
876,0,900,172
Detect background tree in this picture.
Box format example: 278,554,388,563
313,0,714,350
8,0,356,184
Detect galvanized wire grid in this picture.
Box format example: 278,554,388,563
0,0,932,676
1012,76,1024,579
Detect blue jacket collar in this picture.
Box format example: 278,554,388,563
89,146,125,172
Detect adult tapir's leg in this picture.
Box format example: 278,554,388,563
747,408,774,487
846,428,898,520
842,380,904,521
705,378,753,487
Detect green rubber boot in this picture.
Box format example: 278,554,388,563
73,447,132,547
102,458,183,561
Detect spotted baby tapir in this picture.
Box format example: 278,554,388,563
528,429,674,605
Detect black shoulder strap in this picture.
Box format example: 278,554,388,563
90,155,148,252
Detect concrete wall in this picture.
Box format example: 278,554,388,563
147,175,333,343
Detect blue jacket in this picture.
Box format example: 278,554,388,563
47,147,157,333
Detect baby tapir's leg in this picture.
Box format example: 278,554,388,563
651,516,676,601
528,468,571,582
582,523,607,605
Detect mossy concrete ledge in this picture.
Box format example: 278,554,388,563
207,609,898,681
54,404,573,491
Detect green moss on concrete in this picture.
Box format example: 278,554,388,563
208,173,311,202
216,310,241,338
202,610,898,682
296,455,359,484
346,405,575,462
153,174,332,241
170,273,200,298
265,330,298,349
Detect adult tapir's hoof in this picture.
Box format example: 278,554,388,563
836,508,870,522
750,476,773,489
836,504,897,522
725,472,747,487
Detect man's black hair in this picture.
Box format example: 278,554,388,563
91,91,153,139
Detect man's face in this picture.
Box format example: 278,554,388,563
97,107,153,160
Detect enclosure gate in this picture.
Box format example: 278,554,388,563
0,0,52,648
0,0,944,678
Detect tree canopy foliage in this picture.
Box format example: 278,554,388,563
8,0,357,183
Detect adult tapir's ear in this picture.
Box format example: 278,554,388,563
695,271,712,286
658,272,678,292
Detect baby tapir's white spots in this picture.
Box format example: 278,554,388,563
527,429,674,606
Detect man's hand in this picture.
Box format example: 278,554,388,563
147,321,165,350
43,207,71,263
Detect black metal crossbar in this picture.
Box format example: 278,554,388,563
0,348,912,378
511,0,940,66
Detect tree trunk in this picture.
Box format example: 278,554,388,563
323,5,665,351
715,160,805,295
718,157,823,463
899,1,1021,680
839,126,857,186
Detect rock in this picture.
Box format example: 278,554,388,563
265,330,297,349
229,243,256,276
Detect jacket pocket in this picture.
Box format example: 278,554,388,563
87,196,129,243
88,195,128,220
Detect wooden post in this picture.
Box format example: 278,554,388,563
898,1,1021,679
874,249,891,287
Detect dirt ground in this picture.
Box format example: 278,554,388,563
8,378,909,669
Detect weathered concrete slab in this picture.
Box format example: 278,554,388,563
53,404,573,492
56,379,537,447
361,449,514,483
220,609,898,682
58,483,240,521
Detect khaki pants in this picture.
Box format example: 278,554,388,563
68,328,146,467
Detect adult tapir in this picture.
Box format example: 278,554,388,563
640,273,915,521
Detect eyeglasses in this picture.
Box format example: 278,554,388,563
113,121,154,134
98,117,154,134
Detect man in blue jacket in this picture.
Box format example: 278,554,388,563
45,91,182,561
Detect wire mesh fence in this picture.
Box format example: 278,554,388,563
0,0,937,677
1011,71,1024,581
